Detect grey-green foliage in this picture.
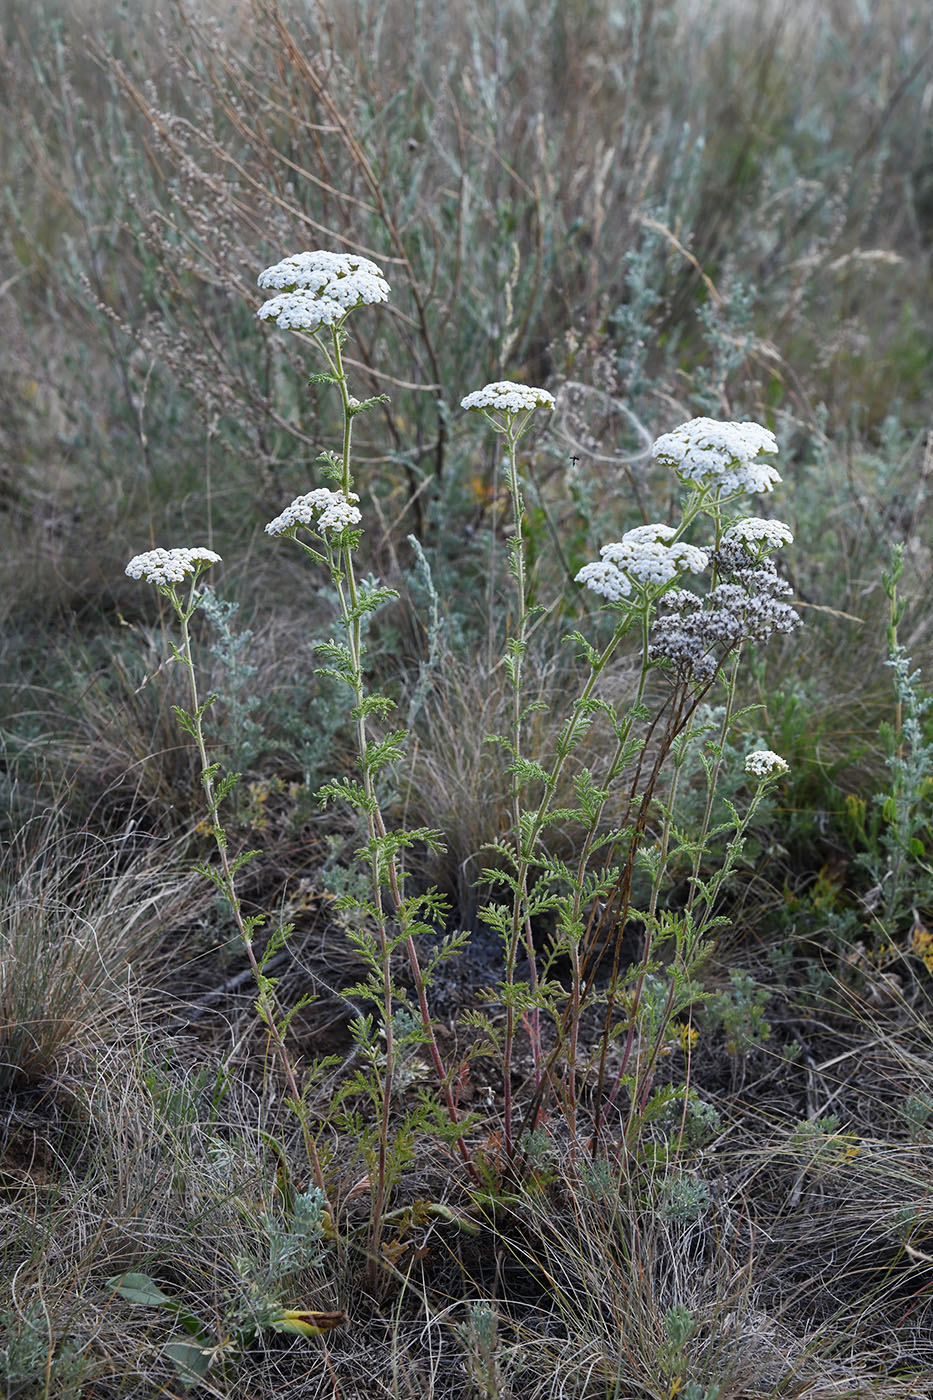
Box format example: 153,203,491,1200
902,1094,933,1143
0,1303,81,1396
845,545,933,936
690,278,758,416
611,125,706,410
660,1090,722,1151
198,587,264,774
404,533,447,731
257,1188,327,1281
661,1174,710,1223
709,969,771,1056
663,1301,697,1353
457,1300,503,1400
876,640,933,911
682,1384,722,1400
874,622,933,926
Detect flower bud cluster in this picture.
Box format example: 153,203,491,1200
461,381,556,414
649,541,800,681
125,547,222,585
651,417,781,494
265,488,362,538
576,524,708,600
257,250,389,332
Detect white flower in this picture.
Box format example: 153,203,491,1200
651,417,781,494
744,749,790,779
125,547,221,585
575,559,632,601
669,542,709,574
721,517,794,552
258,250,386,291
265,488,362,538
600,527,708,586
258,290,343,330
256,250,389,332
460,381,556,415
618,523,677,545
577,524,707,599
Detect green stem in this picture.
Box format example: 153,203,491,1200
627,779,769,1127
173,582,327,1200
560,607,652,1137
327,329,472,1189
685,649,742,919
501,419,542,1156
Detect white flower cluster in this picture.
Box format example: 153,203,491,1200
651,417,781,494
574,559,632,601
460,381,556,415
257,250,390,332
722,517,794,553
125,547,221,585
744,749,790,779
265,488,362,538
576,524,708,600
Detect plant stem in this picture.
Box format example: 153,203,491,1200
174,583,327,1199
500,418,542,1155
326,329,473,1191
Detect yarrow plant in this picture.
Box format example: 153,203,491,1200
255,249,475,1269
120,246,805,1263
122,541,328,1199
460,377,557,1152
477,410,803,1154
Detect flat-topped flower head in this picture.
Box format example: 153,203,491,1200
744,749,790,779
721,517,794,554
576,524,708,600
265,488,362,538
257,250,390,332
575,559,632,602
461,381,556,416
258,250,386,293
651,417,781,494
618,523,677,546
125,547,221,586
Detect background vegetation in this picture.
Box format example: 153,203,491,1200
1,0,931,1395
